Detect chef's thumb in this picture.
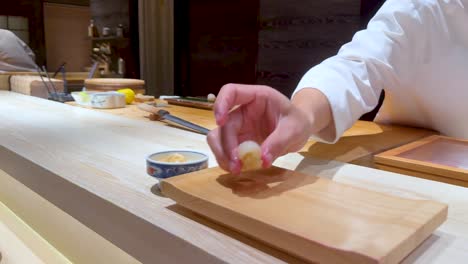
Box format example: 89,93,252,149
261,129,289,168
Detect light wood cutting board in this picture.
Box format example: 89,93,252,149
375,135,468,183
161,167,448,264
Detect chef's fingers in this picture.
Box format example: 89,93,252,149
261,117,309,168
219,107,244,174
214,84,270,126
207,127,230,172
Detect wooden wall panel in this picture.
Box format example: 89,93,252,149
173,0,386,105
175,0,259,97
257,0,361,97
138,0,174,96
44,3,91,72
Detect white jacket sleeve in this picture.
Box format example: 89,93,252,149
293,0,435,143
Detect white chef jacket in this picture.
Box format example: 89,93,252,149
294,0,468,143
0,29,37,72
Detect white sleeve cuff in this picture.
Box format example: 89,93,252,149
293,57,379,144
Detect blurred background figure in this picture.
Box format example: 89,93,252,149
0,29,37,72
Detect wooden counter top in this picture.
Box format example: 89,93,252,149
67,100,217,130
1,91,467,263
86,103,465,187
69,102,435,167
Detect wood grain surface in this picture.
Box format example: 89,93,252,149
0,91,292,263
68,101,434,168
161,166,447,264
2,92,468,263
301,122,435,166
257,0,361,96
375,164,468,189
375,135,468,183
68,100,217,129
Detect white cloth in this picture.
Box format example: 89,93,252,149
0,29,37,72
294,0,468,142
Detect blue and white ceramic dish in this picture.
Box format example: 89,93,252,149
146,150,208,179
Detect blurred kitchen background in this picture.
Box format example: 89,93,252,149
1,0,385,106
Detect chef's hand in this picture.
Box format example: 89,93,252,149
207,84,334,173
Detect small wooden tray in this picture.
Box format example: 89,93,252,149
161,166,447,264
375,135,468,182
164,98,214,110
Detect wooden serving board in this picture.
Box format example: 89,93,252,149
161,166,448,264
375,135,468,183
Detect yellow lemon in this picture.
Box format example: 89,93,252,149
117,88,135,104
79,91,90,103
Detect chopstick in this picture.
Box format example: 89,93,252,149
42,66,59,96
35,66,54,100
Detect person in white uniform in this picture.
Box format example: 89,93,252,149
207,0,468,173
0,29,37,72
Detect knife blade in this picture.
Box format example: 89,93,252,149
157,110,210,135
